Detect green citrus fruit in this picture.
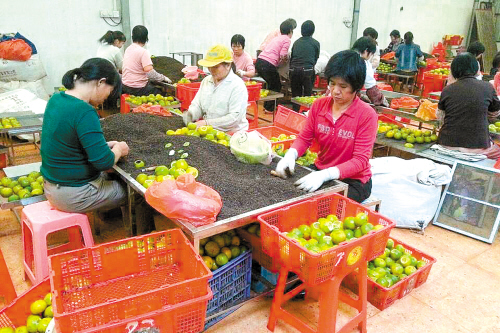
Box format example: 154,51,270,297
215,253,229,266
30,300,47,315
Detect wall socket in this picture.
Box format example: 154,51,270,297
100,10,120,18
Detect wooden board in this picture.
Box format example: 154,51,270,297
468,9,498,73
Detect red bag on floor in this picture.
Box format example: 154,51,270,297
0,39,32,61
145,173,222,226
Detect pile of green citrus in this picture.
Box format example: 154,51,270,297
135,159,198,188
367,239,427,288
378,122,438,149
285,212,385,254
273,148,317,167
178,78,191,84
270,133,296,142
125,94,178,107
166,122,231,147
200,230,248,271
293,95,324,105
0,292,53,333
0,117,21,130
0,171,44,202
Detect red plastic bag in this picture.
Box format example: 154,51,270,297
145,173,222,226
0,39,32,61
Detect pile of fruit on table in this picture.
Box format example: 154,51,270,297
293,95,324,105
177,77,191,84
0,292,53,333
260,89,269,98
284,212,385,254
378,121,438,148
273,148,317,166
135,159,199,188
0,117,22,129
166,122,231,146
488,121,500,134
0,171,44,202
125,94,179,107
377,63,396,73
200,230,248,271
367,239,427,288
426,68,450,76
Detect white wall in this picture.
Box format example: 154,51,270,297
0,0,122,90
358,0,475,53
130,0,354,64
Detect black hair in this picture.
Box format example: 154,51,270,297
390,30,400,38
62,58,122,99
363,27,378,40
98,30,126,44
404,32,413,45
450,52,478,79
352,36,376,55
132,25,149,44
285,18,297,30
301,20,315,37
324,50,366,92
231,34,245,49
491,52,500,75
280,20,294,35
467,41,485,57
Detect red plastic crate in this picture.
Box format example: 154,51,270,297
176,82,201,110
273,105,307,133
0,278,51,329
443,35,463,46
378,114,406,128
120,94,131,114
246,82,262,102
343,237,436,311
252,126,297,151
48,229,212,333
237,227,279,273
422,72,447,98
314,76,328,89
258,193,395,286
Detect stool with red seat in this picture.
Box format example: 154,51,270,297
21,201,94,284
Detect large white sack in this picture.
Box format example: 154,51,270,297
0,54,47,82
370,157,452,230
0,78,49,100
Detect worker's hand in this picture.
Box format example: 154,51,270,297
295,167,340,193
275,148,298,178
117,141,130,157
107,141,118,148
236,69,246,77
182,110,195,125
382,97,389,107
195,119,207,127
164,76,172,84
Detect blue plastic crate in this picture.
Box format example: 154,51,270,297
205,248,252,329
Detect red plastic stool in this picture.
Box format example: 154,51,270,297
0,248,17,307
267,260,368,333
21,201,94,284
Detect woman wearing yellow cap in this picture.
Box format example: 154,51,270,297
182,45,249,133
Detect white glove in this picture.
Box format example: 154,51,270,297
164,76,172,84
382,97,389,107
295,167,340,193
182,110,195,125
236,69,246,77
275,148,298,178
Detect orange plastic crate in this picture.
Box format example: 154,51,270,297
237,227,279,273
343,237,436,311
253,126,297,151
422,72,447,98
48,229,212,333
273,105,307,133
246,82,262,102
83,288,212,333
258,193,396,286
0,278,51,329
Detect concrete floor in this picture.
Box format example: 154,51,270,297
1,107,499,333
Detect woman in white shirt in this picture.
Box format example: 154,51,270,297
183,45,249,133
96,31,126,72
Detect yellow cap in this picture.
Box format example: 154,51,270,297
198,45,233,67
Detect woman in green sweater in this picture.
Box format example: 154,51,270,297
41,58,129,213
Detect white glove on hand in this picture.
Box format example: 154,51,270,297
236,69,246,77
382,97,389,107
182,110,195,125
164,76,172,84
295,167,340,193
275,148,298,178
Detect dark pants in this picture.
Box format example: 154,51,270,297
290,67,315,111
255,58,281,111
122,82,162,96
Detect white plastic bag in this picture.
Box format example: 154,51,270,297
229,130,272,165
0,54,47,82
370,157,452,230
